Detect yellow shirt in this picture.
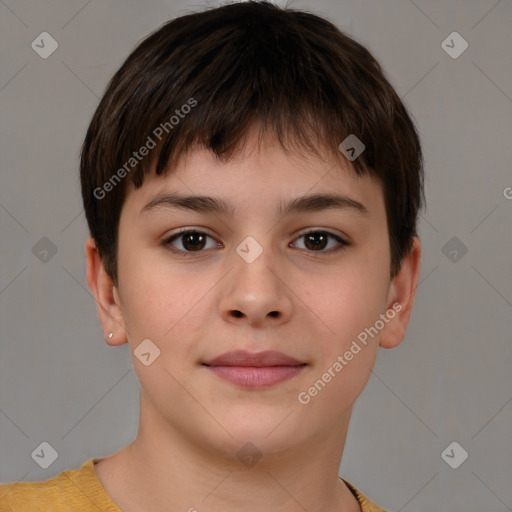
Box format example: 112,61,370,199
0,458,388,511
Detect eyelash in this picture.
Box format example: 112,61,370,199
162,228,350,257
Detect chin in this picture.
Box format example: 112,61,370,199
210,414,308,459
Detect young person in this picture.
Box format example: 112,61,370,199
0,1,424,510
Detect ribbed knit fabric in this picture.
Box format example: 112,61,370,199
0,458,388,511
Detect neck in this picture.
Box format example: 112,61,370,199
95,393,361,512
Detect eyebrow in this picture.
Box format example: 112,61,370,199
140,192,369,217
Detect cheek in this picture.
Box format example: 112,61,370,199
118,264,207,401
117,243,169,339
298,275,385,412
301,260,389,409
121,271,191,341
118,247,212,358
313,259,389,338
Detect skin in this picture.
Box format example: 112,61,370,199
85,126,421,512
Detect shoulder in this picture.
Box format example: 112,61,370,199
342,478,389,512
0,476,65,511
0,459,119,512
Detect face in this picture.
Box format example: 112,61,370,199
107,130,401,459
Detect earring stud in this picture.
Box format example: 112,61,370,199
108,332,113,339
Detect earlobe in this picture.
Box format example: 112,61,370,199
84,237,127,346
379,237,422,349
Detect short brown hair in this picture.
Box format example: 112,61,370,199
80,0,425,287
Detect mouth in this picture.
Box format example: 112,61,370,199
202,350,308,389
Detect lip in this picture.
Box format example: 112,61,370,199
203,350,305,367
202,350,307,389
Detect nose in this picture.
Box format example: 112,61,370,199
219,241,293,328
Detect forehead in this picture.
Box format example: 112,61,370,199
122,131,385,220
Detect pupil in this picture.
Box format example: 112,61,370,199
184,233,205,251
306,232,327,250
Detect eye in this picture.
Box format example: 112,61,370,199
163,229,220,256
290,229,349,253
162,228,349,257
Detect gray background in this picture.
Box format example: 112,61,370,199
0,0,511,510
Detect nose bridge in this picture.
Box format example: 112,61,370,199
233,232,279,294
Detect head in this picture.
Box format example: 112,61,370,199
82,1,423,460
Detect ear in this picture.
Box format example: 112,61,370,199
85,237,127,346
379,236,422,349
